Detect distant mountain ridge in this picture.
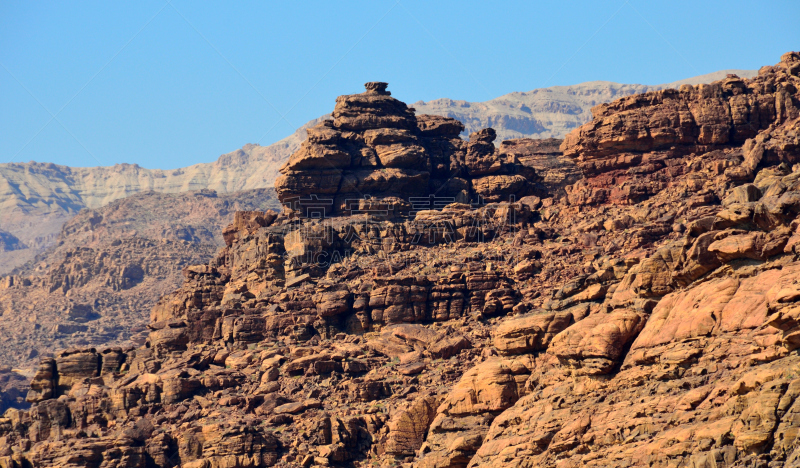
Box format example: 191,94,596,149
0,69,756,274
0,117,323,273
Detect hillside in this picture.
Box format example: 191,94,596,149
0,188,280,377
1,53,797,467
0,119,321,275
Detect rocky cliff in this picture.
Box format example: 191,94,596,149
0,55,797,468
275,82,539,216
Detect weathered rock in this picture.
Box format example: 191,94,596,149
384,393,440,456
417,357,531,467
25,358,56,403
499,137,581,198
274,399,323,415
275,83,536,214
549,309,646,375
493,310,574,355
5,52,800,468
54,349,100,394
562,55,800,206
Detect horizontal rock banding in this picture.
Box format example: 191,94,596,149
5,53,800,468
563,51,800,206
275,82,539,215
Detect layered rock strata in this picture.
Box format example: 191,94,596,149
275,82,538,215
1,53,800,468
0,68,757,276
563,51,800,206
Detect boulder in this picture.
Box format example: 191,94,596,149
493,311,574,355
384,394,440,456
549,309,646,375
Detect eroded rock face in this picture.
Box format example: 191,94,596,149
384,393,441,457
4,53,800,468
549,308,646,375
493,311,573,355
417,357,532,468
275,82,538,214
563,52,800,206
499,137,581,199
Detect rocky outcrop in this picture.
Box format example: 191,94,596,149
275,82,537,214
3,54,800,468
492,311,573,355
563,52,800,207
462,52,800,468
498,138,581,199
151,200,536,334
412,69,758,143
417,357,532,468
0,69,756,276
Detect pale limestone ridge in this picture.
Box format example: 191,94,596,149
0,117,325,213
0,117,326,273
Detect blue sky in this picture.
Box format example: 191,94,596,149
1,1,797,169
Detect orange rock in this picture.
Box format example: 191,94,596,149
550,309,645,375
384,394,440,456
492,311,573,355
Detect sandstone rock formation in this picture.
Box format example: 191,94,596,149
412,69,758,142
275,83,538,215
1,55,798,468
0,70,753,276
563,53,800,207
498,138,580,198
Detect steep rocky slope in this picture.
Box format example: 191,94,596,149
0,55,795,468
0,188,280,377
0,71,754,276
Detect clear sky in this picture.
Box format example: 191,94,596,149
1,1,798,169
